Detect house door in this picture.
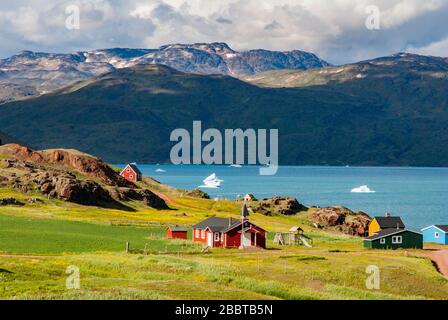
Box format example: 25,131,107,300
243,232,252,246
207,232,213,247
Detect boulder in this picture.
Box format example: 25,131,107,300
311,206,371,237
33,172,113,206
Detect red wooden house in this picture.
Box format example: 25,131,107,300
166,226,188,240
120,163,142,182
192,210,267,249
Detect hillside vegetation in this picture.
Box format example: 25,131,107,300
1,53,448,166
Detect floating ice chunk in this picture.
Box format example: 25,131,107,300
199,173,223,188
351,185,376,193
155,168,166,173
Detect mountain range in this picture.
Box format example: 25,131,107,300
1,51,448,166
0,43,329,104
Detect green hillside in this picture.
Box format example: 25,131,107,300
1,54,448,166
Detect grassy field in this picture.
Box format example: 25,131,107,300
1,187,448,300
0,214,197,254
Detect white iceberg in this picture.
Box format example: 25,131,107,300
351,185,376,193
199,173,223,189
229,164,242,168
155,168,166,173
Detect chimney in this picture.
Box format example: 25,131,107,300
385,212,391,217
397,223,400,229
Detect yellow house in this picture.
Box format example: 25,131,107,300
368,214,405,237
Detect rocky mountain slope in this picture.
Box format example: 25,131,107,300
0,43,329,103
0,144,168,209
1,52,448,166
131,42,330,76
243,52,448,88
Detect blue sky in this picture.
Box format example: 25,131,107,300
1,0,447,64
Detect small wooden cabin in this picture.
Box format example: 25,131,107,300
166,226,188,240
120,163,142,182
421,225,448,245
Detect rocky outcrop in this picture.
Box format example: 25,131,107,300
44,149,134,188
114,188,168,209
32,171,113,206
311,206,371,237
252,196,307,216
185,189,210,199
0,144,43,163
0,147,168,209
0,144,134,188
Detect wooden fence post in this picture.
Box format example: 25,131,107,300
126,242,130,253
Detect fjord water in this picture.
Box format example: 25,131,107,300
128,165,448,230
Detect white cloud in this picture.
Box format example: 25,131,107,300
0,0,448,64
408,37,448,57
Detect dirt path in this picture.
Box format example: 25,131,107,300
426,250,448,277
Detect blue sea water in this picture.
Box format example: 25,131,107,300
118,165,448,230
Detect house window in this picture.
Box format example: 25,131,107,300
127,169,130,172
201,230,205,239
392,236,402,244
195,229,199,238
129,175,134,179
380,238,386,244
435,232,440,238
214,233,220,241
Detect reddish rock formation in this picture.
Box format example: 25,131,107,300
0,144,43,162
0,144,134,188
44,149,134,188
0,144,169,209
311,206,371,237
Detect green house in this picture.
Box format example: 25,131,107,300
364,228,423,249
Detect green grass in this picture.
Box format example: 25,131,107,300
1,247,447,300
1,188,448,300
0,214,195,254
